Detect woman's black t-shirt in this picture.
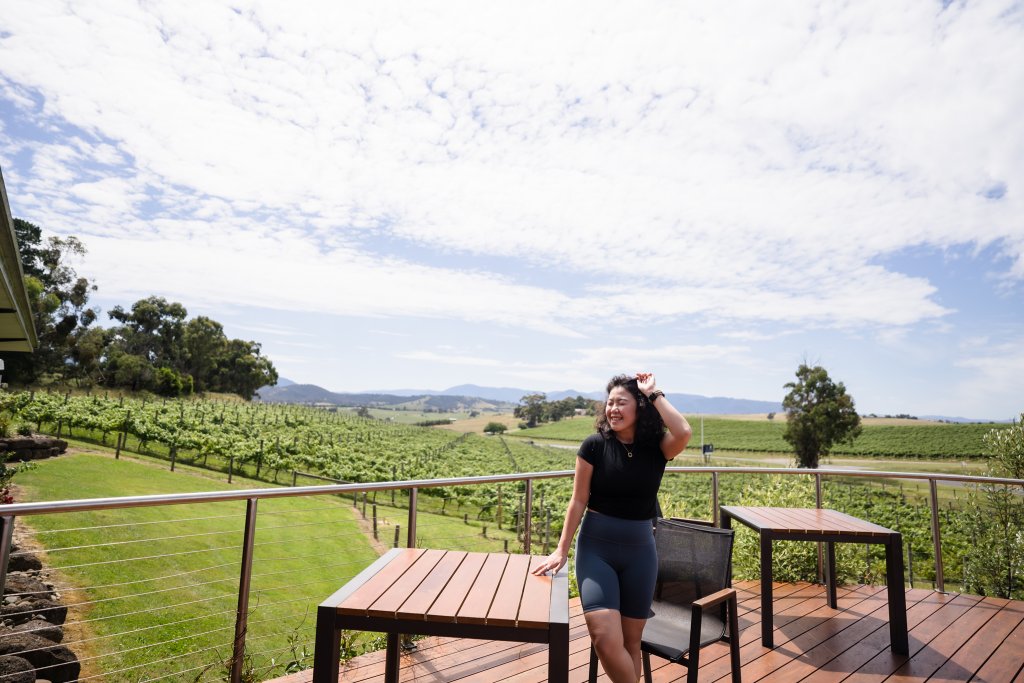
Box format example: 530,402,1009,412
578,432,667,520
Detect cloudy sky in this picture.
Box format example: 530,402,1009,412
1,1,1022,419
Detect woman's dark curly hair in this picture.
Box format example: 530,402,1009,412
595,374,665,446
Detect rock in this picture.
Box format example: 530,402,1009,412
0,633,79,683
0,655,35,683
3,573,52,598
0,597,67,625
4,618,64,642
6,553,43,572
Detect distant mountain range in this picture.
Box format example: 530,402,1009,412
256,380,785,414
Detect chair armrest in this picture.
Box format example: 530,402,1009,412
693,587,737,610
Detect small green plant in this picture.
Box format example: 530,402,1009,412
16,423,33,437
283,631,312,674
0,454,32,505
0,415,10,438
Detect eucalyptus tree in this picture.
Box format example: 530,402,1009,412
781,363,862,468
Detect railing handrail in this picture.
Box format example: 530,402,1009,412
0,470,573,516
664,466,1024,487
5,466,1021,517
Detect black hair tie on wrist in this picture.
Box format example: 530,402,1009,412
649,390,665,403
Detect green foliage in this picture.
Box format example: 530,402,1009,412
484,422,507,434
515,393,547,427
958,415,1024,599
983,413,1024,479
102,296,278,399
3,220,98,385
958,484,1024,599
782,364,862,468
514,394,593,427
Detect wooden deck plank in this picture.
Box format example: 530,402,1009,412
973,602,1024,683
839,592,983,682
884,594,1006,682
926,597,1023,682
797,591,973,683
713,585,894,683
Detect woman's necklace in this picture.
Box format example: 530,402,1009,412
619,439,634,458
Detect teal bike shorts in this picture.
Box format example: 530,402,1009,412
575,511,657,620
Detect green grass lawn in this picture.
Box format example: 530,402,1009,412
12,446,526,682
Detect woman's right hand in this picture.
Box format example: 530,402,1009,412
532,550,567,576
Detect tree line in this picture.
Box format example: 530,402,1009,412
514,393,597,428
1,219,278,399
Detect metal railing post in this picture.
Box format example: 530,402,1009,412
712,472,720,527
524,479,533,554
815,472,824,584
929,479,945,593
230,498,258,683
0,516,14,596
407,488,418,549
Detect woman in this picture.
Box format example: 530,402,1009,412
533,372,692,683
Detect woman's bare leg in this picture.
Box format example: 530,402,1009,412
586,609,647,683
621,615,647,681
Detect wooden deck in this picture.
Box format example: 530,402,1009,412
273,580,1024,683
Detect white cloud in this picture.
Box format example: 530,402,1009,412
1,0,1022,416
955,341,1024,420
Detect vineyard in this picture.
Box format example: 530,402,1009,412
516,415,1010,458
0,390,577,524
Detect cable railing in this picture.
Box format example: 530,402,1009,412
1,466,1022,682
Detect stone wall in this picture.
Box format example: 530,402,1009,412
0,437,68,462
0,540,79,682
1,438,77,681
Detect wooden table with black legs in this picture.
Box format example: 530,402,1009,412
720,506,909,655
312,548,570,683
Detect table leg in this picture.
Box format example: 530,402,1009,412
885,534,909,655
312,607,340,683
385,632,401,683
548,622,569,683
825,542,838,609
760,533,774,648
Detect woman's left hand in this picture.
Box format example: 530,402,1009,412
636,372,657,396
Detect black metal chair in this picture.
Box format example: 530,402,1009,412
587,518,741,683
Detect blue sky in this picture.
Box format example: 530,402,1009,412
1,1,1022,420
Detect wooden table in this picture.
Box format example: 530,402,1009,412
720,506,909,655
312,548,569,683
